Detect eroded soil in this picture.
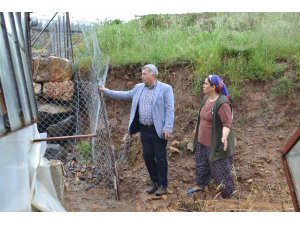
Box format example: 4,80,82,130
64,65,299,212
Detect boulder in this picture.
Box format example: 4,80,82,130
37,111,74,133
38,103,72,114
47,115,76,138
32,56,72,83
43,80,74,101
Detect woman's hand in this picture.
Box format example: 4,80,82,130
192,127,196,136
221,126,230,151
221,137,228,151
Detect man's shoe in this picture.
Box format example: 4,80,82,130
155,186,167,196
146,183,158,194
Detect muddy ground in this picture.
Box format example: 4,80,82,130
64,64,299,212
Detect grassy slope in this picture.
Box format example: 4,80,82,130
74,12,300,100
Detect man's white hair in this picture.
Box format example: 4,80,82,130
143,64,158,76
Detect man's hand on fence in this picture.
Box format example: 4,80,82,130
99,85,108,92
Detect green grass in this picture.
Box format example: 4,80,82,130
73,12,300,100
76,141,92,160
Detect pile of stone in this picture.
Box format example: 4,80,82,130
33,56,75,160
32,55,74,101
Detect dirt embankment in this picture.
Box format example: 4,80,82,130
64,64,300,212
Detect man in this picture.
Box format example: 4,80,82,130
99,64,174,196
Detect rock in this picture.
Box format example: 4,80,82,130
43,80,74,101
247,179,253,184
150,194,167,201
38,104,72,114
167,189,174,194
46,115,76,138
33,82,42,94
32,56,72,82
151,196,162,200
161,195,168,200
171,140,180,148
187,141,194,152
169,146,181,154
37,111,74,133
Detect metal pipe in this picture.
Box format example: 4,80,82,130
0,13,23,129
31,12,58,46
22,12,39,122
32,134,97,142
66,12,73,60
10,13,33,125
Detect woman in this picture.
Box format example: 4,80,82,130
187,74,235,198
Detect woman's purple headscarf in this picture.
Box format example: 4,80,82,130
207,74,229,98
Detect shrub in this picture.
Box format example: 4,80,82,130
76,141,92,160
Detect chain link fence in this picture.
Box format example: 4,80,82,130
32,13,119,198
